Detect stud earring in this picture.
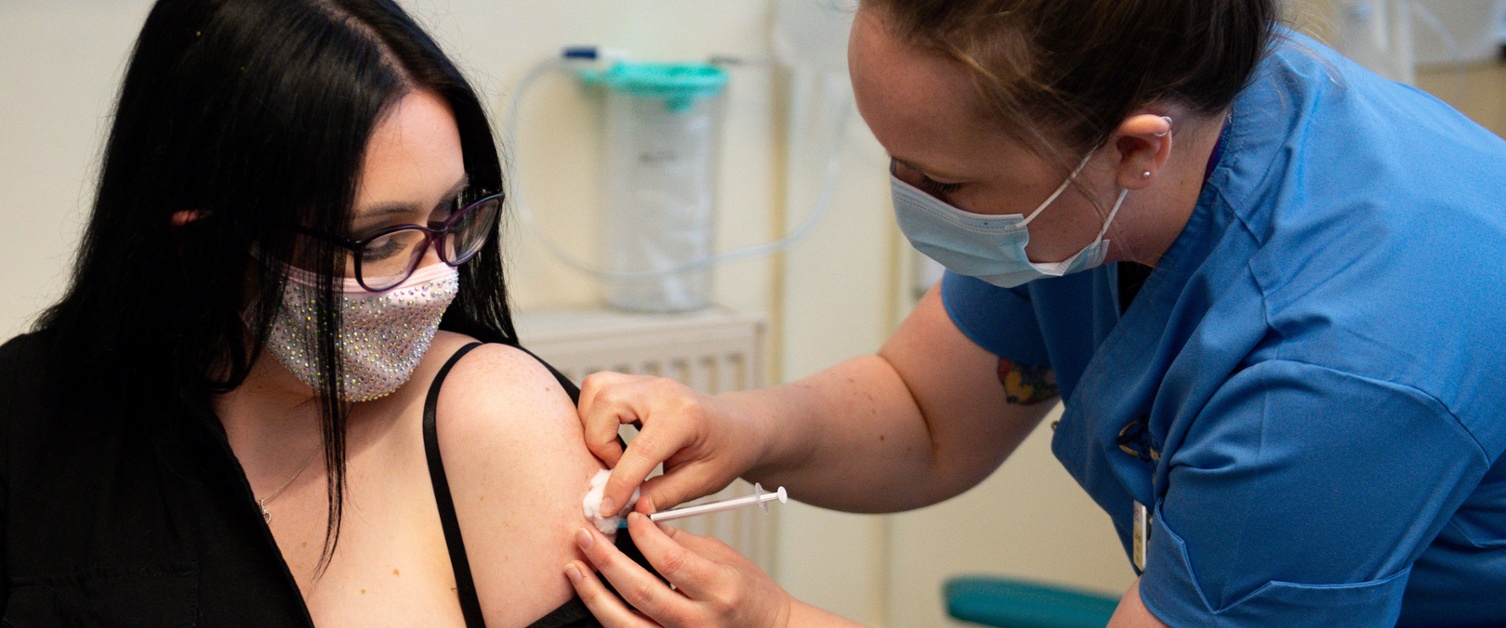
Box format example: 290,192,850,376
1141,171,1152,179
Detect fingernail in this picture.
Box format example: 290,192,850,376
599,497,617,517
575,528,594,550
627,512,642,525
565,563,583,584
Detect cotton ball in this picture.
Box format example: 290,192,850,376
583,469,640,534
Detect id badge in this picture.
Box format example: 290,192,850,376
1133,500,1153,571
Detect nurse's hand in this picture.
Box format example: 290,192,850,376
578,372,766,516
565,512,793,627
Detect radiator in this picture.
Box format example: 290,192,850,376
515,306,774,570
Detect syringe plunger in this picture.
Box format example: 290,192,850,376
647,483,788,523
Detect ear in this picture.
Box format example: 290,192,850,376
1111,114,1174,190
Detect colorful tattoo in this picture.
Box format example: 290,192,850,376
997,358,1059,405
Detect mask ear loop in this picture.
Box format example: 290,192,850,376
1019,152,1096,227
1097,188,1130,240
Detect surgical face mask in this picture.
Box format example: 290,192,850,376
265,260,460,401
891,154,1129,288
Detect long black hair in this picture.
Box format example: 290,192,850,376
37,0,515,567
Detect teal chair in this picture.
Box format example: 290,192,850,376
944,576,1119,628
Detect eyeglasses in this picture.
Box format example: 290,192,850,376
293,192,503,292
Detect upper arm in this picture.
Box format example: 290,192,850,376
878,284,1056,502
1140,360,1487,625
433,343,603,626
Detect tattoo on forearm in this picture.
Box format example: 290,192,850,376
996,358,1058,405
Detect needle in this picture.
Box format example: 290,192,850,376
647,483,788,523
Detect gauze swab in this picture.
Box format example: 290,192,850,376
647,483,788,523
583,470,640,534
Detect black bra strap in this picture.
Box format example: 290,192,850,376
424,342,487,628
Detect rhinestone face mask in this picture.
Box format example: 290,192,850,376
265,261,460,401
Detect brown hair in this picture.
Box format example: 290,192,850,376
861,0,1279,166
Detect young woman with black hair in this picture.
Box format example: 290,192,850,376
0,0,640,625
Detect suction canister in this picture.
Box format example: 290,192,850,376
581,62,729,312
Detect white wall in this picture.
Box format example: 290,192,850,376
885,406,1136,626
0,0,785,335
0,1,155,337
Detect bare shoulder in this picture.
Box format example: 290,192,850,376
432,340,593,468
426,335,603,624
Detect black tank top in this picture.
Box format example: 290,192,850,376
423,342,652,628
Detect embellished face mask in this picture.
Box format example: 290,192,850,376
264,261,460,401
890,153,1128,288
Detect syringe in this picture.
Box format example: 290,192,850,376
647,483,788,523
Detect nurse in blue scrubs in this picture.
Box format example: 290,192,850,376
564,0,1506,625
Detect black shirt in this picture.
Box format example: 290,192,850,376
0,332,623,626
1117,261,1153,314
1,331,316,625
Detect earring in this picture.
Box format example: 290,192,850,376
1153,116,1172,138
1141,171,1152,179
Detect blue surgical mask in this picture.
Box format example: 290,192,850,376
891,154,1128,288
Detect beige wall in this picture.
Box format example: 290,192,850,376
1290,0,1506,137
1416,61,1506,138
3,2,1501,626
0,2,149,337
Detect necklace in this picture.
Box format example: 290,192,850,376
256,448,320,523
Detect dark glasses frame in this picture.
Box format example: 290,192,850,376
291,191,504,292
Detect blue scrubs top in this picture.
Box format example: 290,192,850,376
941,32,1506,626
